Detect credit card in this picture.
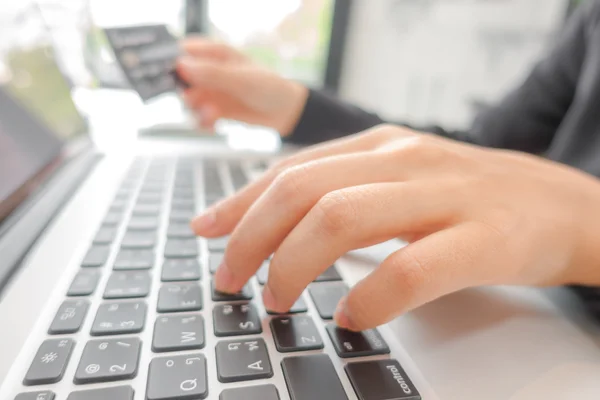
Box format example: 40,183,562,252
104,25,185,101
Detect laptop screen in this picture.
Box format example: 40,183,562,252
0,4,88,221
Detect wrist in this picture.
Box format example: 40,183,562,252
276,81,309,137
567,188,600,287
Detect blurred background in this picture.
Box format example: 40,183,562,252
5,0,588,135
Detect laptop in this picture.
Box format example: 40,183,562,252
3,7,600,400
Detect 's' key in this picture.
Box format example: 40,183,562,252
146,354,208,400
213,303,262,336
345,360,421,400
281,354,348,400
24,339,74,385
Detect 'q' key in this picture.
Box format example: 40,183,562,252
146,354,208,400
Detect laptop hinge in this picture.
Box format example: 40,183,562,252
0,150,102,296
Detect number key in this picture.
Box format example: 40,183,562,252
104,272,151,299
74,338,140,384
91,301,146,336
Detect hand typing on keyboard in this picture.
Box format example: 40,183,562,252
192,124,600,331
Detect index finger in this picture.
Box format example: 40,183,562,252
190,126,416,237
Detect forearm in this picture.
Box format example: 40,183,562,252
285,89,478,145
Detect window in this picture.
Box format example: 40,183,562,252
206,0,335,87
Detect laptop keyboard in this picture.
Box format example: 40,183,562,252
12,157,422,400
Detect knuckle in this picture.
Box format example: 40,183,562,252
391,135,445,162
313,191,359,237
270,165,311,202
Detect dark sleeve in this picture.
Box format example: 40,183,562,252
467,1,590,152
287,3,591,151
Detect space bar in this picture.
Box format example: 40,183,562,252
282,354,349,400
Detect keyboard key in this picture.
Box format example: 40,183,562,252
271,316,324,352
128,217,158,230
207,236,228,251
91,301,146,336
67,386,134,400
23,339,74,385
120,232,156,249
314,265,342,282
67,270,100,296
74,338,141,384
216,339,273,383
93,227,117,245
170,198,195,211
282,354,348,400
170,209,194,223
220,385,279,400
345,360,421,400
15,391,55,400
172,187,194,199
157,283,203,312
103,212,122,226
228,162,248,190
167,223,195,238
113,249,154,270
48,300,89,334
146,354,208,400
266,295,308,315
161,259,201,281
164,239,198,258
81,246,110,268
213,303,262,336
211,280,253,301
326,325,390,358
308,282,348,319
137,193,163,204
209,252,224,274
132,203,161,216
255,262,269,284
104,272,151,299
152,314,205,352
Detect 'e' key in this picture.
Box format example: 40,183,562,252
146,354,208,400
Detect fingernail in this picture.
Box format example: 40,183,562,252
334,297,357,331
191,208,217,234
262,285,277,311
215,262,236,293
